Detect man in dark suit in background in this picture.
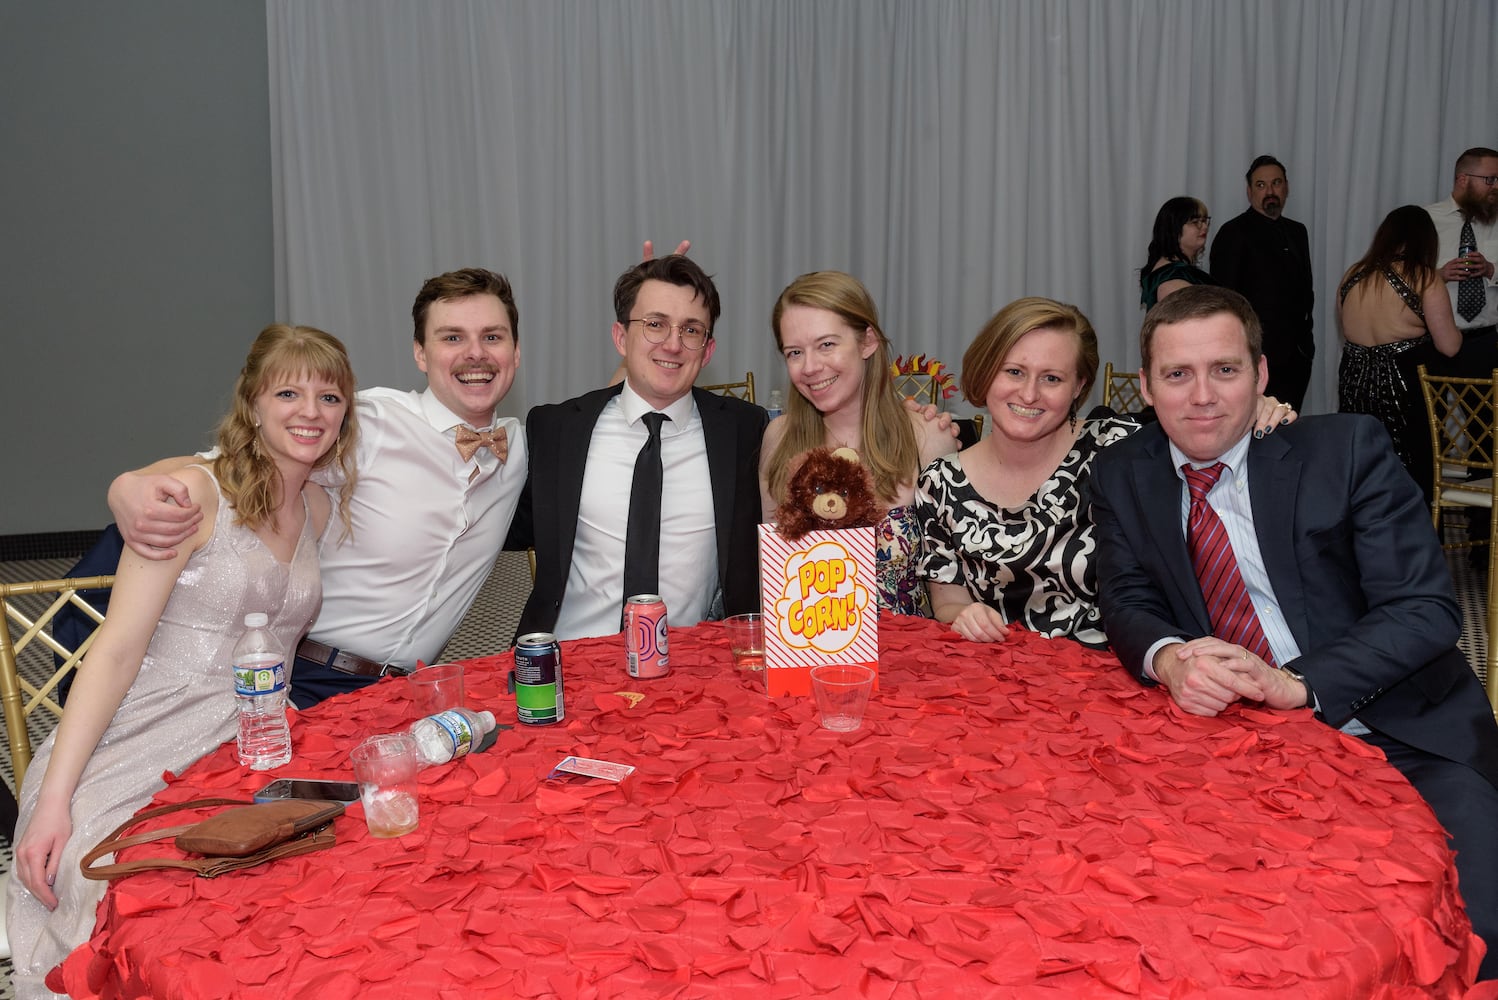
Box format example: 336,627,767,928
1092,286,1498,979
508,255,766,641
1209,155,1315,409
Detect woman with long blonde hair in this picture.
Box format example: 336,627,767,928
8,324,357,996
760,271,956,614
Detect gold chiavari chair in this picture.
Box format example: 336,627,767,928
1,576,114,788
1417,364,1498,712
699,371,755,404
1101,362,1147,414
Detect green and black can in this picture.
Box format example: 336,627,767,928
512,632,565,725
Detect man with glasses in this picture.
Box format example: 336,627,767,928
1427,148,1498,537
1427,147,1498,346
1210,155,1315,409
508,255,767,640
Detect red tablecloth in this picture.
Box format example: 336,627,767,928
54,615,1482,998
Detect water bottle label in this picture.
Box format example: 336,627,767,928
432,711,475,757
234,661,286,696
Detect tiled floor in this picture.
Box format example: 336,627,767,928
0,544,1489,996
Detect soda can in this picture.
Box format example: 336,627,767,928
625,595,670,679
512,633,565,725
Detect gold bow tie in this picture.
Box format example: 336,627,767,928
454,425,508,463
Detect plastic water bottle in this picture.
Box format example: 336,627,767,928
409,708,499,766
232,612,292,769
766,389,784,420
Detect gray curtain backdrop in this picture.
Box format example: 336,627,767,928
269,1,1494,421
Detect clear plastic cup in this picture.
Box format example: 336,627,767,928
723,613,765,671
350,732,421,837
407,662,465,717
810,664,875,732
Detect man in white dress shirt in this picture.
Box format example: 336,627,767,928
110,268,528,706
1427,146,1498,343
1427,147,1498,545
509,255,767,640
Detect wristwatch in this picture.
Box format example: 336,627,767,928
1282,666,1315,709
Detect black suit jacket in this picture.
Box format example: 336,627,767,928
1093,414,1498,786
1209,209,1315,354
507,384,767,639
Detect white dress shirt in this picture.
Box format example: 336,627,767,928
552,382,717,640
310,387,526,666
1425,197,1498,330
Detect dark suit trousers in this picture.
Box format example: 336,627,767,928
1362,728,1498,981
289,654,378,709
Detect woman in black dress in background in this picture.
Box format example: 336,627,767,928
1337,205,1461,498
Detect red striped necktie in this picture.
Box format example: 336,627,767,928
1182,463,1277,665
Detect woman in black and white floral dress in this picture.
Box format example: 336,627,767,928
916,298,1127,647
916,297,1292,649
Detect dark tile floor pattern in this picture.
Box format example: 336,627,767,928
0,546,1489,996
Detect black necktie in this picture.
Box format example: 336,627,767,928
1458,218,1485,321
622,412,669,613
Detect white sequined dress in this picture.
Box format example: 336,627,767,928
6,468,322,998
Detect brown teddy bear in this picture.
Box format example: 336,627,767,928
774,447,883,541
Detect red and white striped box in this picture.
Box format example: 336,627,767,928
757,523,878,697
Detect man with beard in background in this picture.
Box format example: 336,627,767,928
1210,155,1315,409
1427,147,1498,541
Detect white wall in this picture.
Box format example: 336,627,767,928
0,1,274,534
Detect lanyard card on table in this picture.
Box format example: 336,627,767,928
757,523,879,697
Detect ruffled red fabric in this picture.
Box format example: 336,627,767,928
53,616,1484,997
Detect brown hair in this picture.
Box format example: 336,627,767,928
412,268,518,345
766,271,916,505
214,324,359,537
960,297,1099,419
1455,146,1498,180
1341,205,1441,303
1140,286,1263,377
612,255,722,333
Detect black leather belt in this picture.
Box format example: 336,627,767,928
1460,324,1496,339
296,638,409,678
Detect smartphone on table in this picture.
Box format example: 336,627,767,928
253,778,361,805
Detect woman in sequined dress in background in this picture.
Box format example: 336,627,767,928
1337,205,1461,499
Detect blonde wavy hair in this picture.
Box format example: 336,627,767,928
767,271,917,505
213,325,359,537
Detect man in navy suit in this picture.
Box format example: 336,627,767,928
508,255,766,641
1092,286,1498,978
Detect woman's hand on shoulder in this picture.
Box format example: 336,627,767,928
102,466,217,655
948,602,1011,643
1251,395,1296,436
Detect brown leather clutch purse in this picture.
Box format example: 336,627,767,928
81,796,345,880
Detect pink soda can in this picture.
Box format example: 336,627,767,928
625,594,670,679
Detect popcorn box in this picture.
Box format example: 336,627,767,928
758,524,878,697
